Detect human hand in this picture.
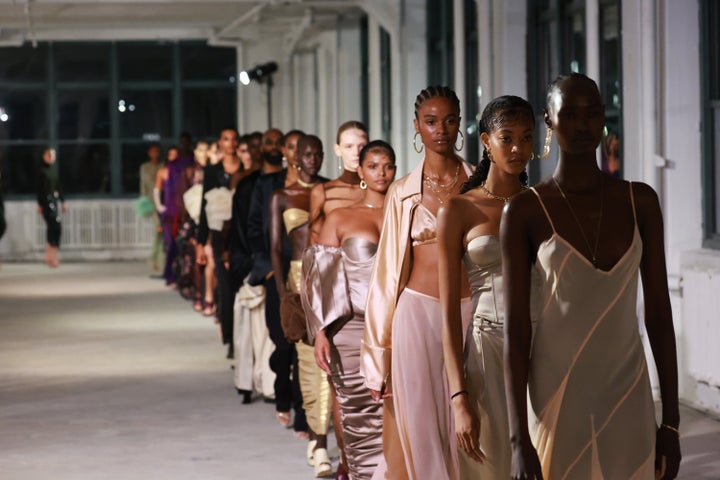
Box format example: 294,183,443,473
195,244,207,265
37,205,42,215
369,382,392,402
314,330,332,374
511,438,543,480
156,204,166,214
61,203,67,213
655,425,681,479
453,396,486,463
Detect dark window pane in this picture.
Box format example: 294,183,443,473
0,44,48,82
0,145,44,195
119,90,172,139
55,44,110,82
0,89,48,140
57,90,110,139
181,44,236,82
121,143,158,194
58,143,111,194
182,88,236,138
118,43,173,81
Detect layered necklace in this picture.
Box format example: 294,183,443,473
552,175,604,269
479,182,526,204
423,163,460,205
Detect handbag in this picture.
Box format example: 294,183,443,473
280,292,308,343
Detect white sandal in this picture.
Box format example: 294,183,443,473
306,439,317,466
313,448,333,478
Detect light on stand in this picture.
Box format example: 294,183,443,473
238,62,278,127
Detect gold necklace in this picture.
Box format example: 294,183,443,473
479,182,526,204
423,164,461,205
297,177,319,188
552,176,604,269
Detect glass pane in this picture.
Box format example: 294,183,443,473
0,145,44,195
0,89,48,140
714,107,720,233
57,143,111,194
55,44,110,82
57,90,110,139
118,43,173,81
119,90,172,139
182,88,236,139
181,43,236,82
121,143,159,194
0,44,48,82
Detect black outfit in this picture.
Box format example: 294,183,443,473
198,163,240,347
37,162,64,247
246,169,307,430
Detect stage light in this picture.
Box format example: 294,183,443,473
239,62,278,85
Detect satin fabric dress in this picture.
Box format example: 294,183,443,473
528,184,656,479
303,238,384,480
284,208,332,437
457,235,511,479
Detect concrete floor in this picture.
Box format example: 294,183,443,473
0,261,719,479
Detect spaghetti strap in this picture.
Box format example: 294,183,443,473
530,187,557,233
628,182,638,227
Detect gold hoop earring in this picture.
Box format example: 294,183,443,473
540,127,552,160
455,131,465,151
359,179,367,190
413,132,424,154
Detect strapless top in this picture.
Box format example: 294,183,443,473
301,237,378,343
411,202,437,246
283,208,309,234
463,235,504,325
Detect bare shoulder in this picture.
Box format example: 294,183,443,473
503,187,540,223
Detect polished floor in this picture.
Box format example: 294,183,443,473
0,261,718,479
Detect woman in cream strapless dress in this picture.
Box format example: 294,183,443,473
438,95,535,479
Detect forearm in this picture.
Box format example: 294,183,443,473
505,320,533,444
646,316,680,425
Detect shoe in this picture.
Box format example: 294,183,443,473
313,448,333,477
276,411,292,428
202,301,216,317
335,463,349,480
193,299,203,312
226,344,234,359
262,396,275,404
306,439,317,466
236,389,253,404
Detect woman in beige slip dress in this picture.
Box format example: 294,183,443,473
502,73,681,480
438,95,535,480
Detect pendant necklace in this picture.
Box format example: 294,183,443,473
423,164,460,205
553,176,604,269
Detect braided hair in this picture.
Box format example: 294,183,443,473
460,95,534,194
414,85,461,119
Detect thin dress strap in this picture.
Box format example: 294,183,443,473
628,181,637,227
530,187,557,233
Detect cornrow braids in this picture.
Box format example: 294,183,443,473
414,85,461,119
460,95,533,193
546,72,601,114
336,121,368,144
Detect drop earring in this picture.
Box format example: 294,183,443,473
359,179,367,190
540,127,552,160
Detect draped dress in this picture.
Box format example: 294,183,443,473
528,184,656,479
303,237,384,479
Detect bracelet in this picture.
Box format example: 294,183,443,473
660,423,681,437
450,390,469,400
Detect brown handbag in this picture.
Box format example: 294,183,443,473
280,292,308,343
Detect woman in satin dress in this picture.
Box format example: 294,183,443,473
438,96,534,479
502,73,681,480
303,140,397,479
361,86,473,480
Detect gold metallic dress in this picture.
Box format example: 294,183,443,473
284,207,331,437
528,185,655,479
303,238,384,480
